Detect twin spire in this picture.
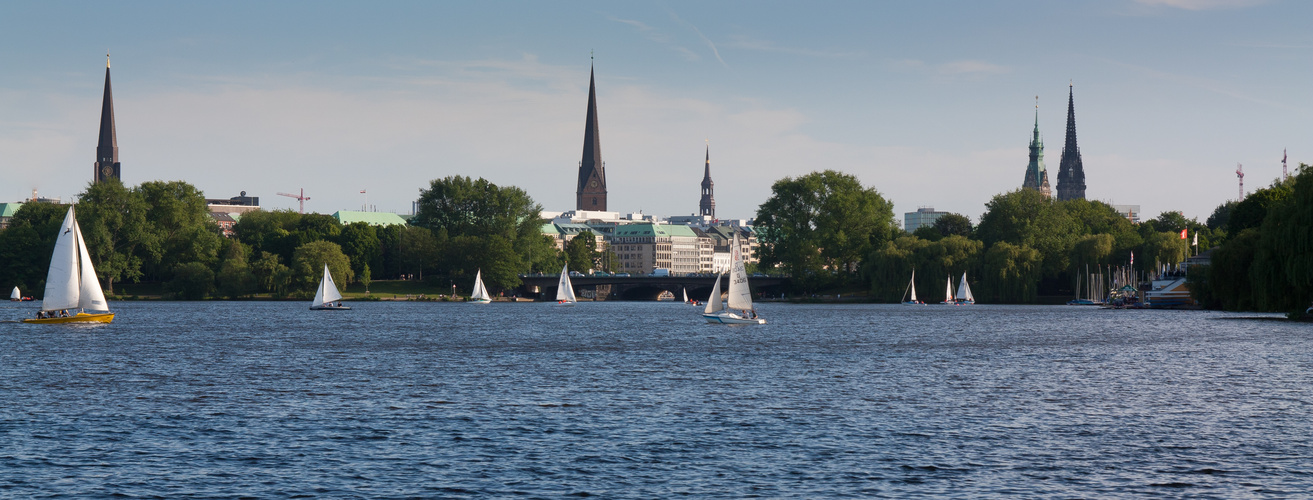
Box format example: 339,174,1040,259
1023,84,1087,200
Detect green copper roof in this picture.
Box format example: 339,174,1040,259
0,202,22,218
332,211,407,227
613,223,699,238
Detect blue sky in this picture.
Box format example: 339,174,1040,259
1,0,1308,223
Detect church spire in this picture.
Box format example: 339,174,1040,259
1056,83,1087,200
94,53,121,184
700,142,715,218
576,62,607,211
1021,97,1051,198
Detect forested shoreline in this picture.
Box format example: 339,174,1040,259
2,167,1308,313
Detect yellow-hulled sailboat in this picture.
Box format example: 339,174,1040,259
24,207,114,324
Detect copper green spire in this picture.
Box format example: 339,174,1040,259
1021,97,1051,198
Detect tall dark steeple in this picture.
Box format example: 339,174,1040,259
94,54,121,184
576,63,607,211
699,143,715,218
1055,83,1086,200
1021,99,1052,198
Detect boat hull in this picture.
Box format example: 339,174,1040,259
902,301,925,306
310,305,352,310
703,312,766,324
23,312,114,324
469,299,492,304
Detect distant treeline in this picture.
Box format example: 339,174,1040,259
1188,165,1313,316
751,170,1211,303
0,176,602,300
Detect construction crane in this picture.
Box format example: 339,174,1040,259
1235,163,1244,201
277,188,311,214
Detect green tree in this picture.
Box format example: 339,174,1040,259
755,170,897,289
166,262,215,300
932,213,972,238
137,180,223,280
337,222,381,279
1206,200,1237,231
252,251,292,296
1228,180,1293,235
564,231,598,273
360,264,372,293
1150,211,1191,235
76,179,148,293
1250,165,1313,315
976,189,1078,277
979,241,1042,303
0,202,69,295
216,241,257,299
412,175,555,281
291,240,353,293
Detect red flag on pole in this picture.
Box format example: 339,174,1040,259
1179,229,1188,239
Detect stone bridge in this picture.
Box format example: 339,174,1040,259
517,274,788,301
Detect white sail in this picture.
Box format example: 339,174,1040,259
74,219,108,311
908,269,918,302
704,272,724,314
41,208,81,312
682,288,688,303
313,264,342,307
10,286,19,300
556,264,576,303
726,232,753,311
471,269,489,301
957,272,974,302
944,276,955,302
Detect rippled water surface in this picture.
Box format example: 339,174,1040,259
2,301,1311,498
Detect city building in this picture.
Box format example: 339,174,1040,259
1110,204,1141,224
206,192,261,215
94,55,121,184
0,202,23,229
541,222,606,251
576,64,608,211
904,207,950,233
210,212,237,238
332,211,408,227
1021,103,1052,198
612,223,706,275
700,225,759,266
699,144,715,218
1055,84,1087,201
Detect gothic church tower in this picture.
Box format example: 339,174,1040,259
699,145,715,218
576,64,607,211
1055,84,1087,200
94,55,121,184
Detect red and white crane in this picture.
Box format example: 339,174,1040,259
277,188,311,214
1235,163,1244,201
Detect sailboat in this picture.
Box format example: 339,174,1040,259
703,233,765,324
556,263,576,305
902,269,924,305
23,207,114,324
10,286,20,301
941,276,955,304
954,272,975,305
469,269,492,304
310,264,351,310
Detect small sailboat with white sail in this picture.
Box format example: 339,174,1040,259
310,264,351,310
703,233,765,324
469,269,492,304
902,269,925,305
10,286,20,301
941,276,955,304
23,207,114,324
556,263,577,305
954,272,975,305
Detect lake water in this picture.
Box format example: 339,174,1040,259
1,301,1310,498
